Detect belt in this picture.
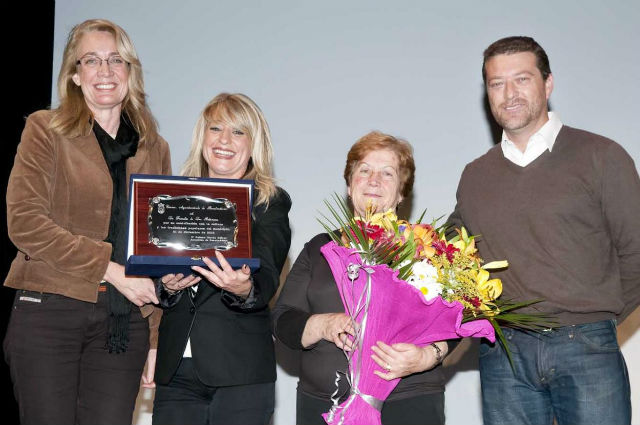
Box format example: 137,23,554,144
99,280,108,293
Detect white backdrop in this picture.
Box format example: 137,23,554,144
54,1,640,424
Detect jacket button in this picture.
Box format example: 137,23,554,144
189,307,195,314
24,254,30,261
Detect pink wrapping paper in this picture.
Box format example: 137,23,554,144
320,241,494,425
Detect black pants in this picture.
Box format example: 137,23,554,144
3,289,149,425
296,388,445,425
153,358,275,425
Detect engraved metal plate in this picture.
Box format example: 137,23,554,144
148,195,238,250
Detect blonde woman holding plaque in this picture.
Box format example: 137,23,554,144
153,93,292,425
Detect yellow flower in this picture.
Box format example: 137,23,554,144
452,227,477,256
476,269,502,302
482,260,509,270
369,210,398,231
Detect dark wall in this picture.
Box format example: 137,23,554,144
4,2,55,422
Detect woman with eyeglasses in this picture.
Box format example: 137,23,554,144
3,19,189,425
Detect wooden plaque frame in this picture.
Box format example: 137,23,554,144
125,174,258,276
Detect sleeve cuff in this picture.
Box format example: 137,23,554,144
220,283,258,310
154,277,184,308
273,308,313,350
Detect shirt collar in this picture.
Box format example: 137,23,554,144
501,112,563,152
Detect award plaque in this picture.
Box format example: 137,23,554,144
125,174,259,277
148,195,239,251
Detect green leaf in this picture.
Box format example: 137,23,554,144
416,209,427,224
490,318,515,371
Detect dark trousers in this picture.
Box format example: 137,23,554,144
3,289,149,425
296,388,445,425
153,358,275,425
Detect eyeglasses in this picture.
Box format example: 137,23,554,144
76,55,128,69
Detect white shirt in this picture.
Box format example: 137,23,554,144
501,112,563,167
183,339,193,357
182,285,199,358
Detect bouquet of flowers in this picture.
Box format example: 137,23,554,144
318,195,551,425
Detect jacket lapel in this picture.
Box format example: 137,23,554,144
194,280,218,306
126,139,149,175
71,133,110,179
125,141,149,197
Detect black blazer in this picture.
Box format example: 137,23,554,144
155,188,292,387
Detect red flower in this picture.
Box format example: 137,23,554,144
464,296,482,308
351,220,385,243
432,239,460,262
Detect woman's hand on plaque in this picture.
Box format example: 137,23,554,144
104,261,159,306
160,273,201,295
192,251,252,298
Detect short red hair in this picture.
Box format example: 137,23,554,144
343,131,415,198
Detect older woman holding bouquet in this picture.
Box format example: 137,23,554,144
152,93,291,425
272,131,453,425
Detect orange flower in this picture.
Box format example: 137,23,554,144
410,224,436,258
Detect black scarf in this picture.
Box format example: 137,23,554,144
93,114,139,353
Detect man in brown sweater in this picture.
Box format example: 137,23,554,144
448,36,639,425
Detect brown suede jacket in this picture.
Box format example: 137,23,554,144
5,109,171,347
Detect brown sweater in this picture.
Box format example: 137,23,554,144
447,125,640,326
